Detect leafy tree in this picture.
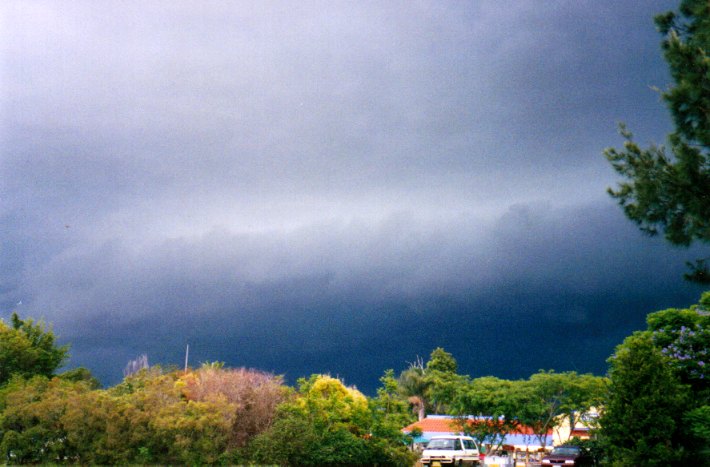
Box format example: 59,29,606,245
425,348,466,415
426,347,458,373
556,373,607,442
398,348,462,420
95,368,237,464
0,366,286,464
247,374,416,466
512,371,607,449
451,372,605,454
451,376,520,452
515,371,571,449
600,293,710,465
58,367,101,389
370,369,415,430
398,357,430,421
600,332,691,466
684,405,710,457
0,375,96,463
369,369,417,459
0,313,69,386
179,366,287,448
297,374,370,428
59,386,133,464
246,404,322,465
604,0,710,282
647,292,710,392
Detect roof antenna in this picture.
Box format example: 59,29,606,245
184,344,189,372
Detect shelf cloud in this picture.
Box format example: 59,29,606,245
1,0,701,390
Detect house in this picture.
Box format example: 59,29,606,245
550,408,599,444
403,415,554,453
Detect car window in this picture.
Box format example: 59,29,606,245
427,439,456,450
551,446,581,456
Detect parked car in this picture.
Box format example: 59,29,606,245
541,445,594,466
420,435,482,466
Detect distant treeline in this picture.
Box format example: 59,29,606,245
1,292,709,465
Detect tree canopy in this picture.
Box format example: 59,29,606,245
450,371,606,453
0,313,69,386
599,292,710,465
600,333,690,466
4,306,704,465
604,0,710,282
247,374,416,466
397,348,463,420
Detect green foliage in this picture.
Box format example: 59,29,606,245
397,348,463,419
425,348,466,415
372,369,415,430
180,366,288,449
684,405,710,457
426,371,467,416
648,299,710,388
427,347,458,373
600,332,691,466
514,371,606,449
11,331,705,467
565,437,605,465
600,293,710,465
604,0,710,282
0,375,94,463
199,360,225,369
398,358,430,420
0,313,69,386
450,371,606,452
247,374,416,466
0,321,416,466
452,376,520,450
0,366,288,464
58,367,101,389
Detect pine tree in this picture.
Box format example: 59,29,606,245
604,0,710,283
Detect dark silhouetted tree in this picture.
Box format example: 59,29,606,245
600,292,710,465
604,0,710,283
600,332,690,466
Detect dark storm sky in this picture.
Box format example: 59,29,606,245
1,0,705,392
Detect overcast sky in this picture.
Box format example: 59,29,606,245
1,0,705,392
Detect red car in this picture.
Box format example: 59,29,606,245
541,445,594,466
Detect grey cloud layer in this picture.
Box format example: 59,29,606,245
17,202,704,388
1,0,697,390
2,0,677,256
3,1,673,204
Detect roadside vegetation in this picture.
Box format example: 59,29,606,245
1,293,708,465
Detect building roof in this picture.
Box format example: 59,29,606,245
402,416,460,434
403,415,552,436
403,415,554,448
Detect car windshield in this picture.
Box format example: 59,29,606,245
551,447,581,456
427,439,458,450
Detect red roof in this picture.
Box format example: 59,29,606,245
403,417,460,433
403,417,552,436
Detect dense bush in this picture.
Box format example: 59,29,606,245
599,292,710,466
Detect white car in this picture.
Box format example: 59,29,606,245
420,435,482,466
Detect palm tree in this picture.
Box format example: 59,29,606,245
398,357,431,421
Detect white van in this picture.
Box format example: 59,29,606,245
420,435,482,466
